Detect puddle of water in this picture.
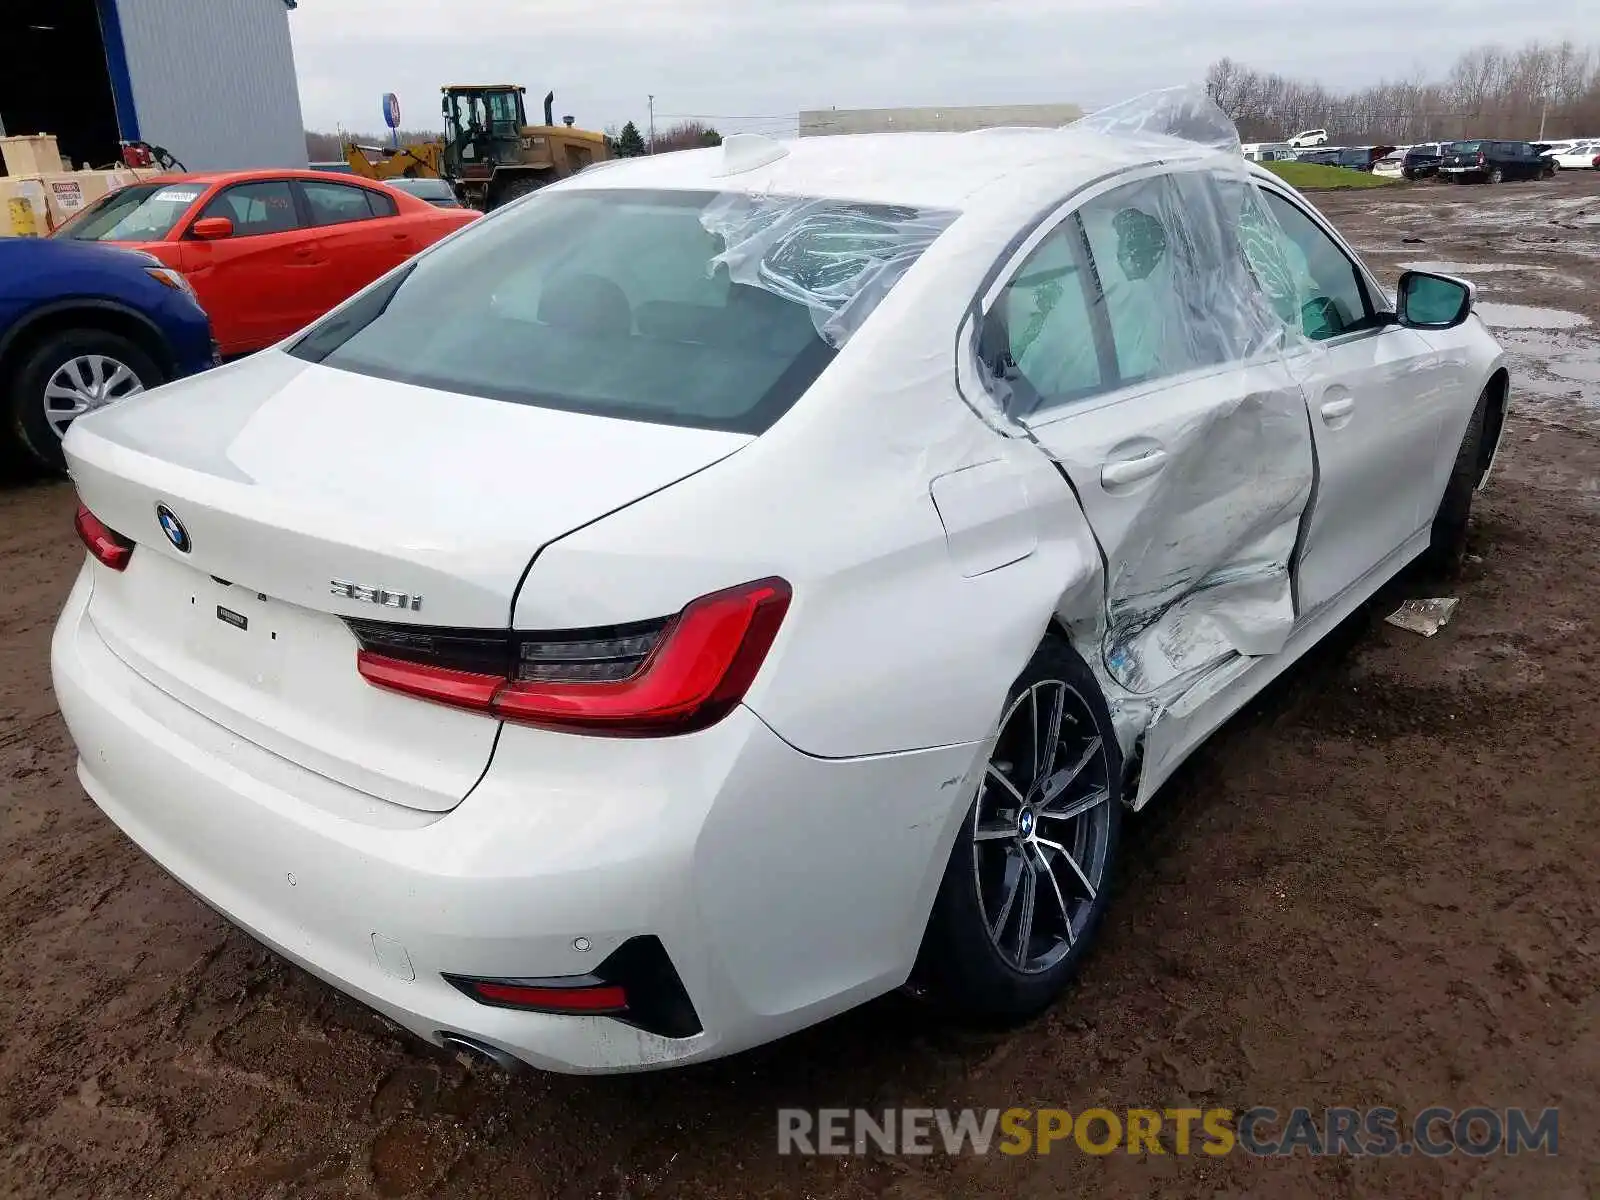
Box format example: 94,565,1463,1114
1549,359,1600,384
1474,303,1590,330
1403,261,1546,274
1495,328,1577,357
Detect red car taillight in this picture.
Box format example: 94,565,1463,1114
351,577,791,736
1477,152,1486,166
1592,155,1600,169
74,504,134,571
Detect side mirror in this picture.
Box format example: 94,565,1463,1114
1397,270,1472,330
190,216,234,241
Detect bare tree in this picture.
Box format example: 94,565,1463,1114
1211,39,1600,145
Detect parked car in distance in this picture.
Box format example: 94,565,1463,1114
0,238,214,472
1546,140,1600,170
1242,142,1295,162
1296,146,1394,172
54,127,1509,1074
1441,140,1554,183
383,177,466,208
52,170,479,357
1287,128,1329,147
1372,153,1404,178
1401,142,1449,180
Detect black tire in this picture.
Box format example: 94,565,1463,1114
1487,166,1504,185
1423,386,1489,578
6,328,163,473
916,635,1123,1022
486,174,549,211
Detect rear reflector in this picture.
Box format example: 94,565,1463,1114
353,577,791,737
74,504,134,571
443,936,702,1037
458,979,629,1013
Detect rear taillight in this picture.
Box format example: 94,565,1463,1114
1592,155,1600,169
352,577,791,736
1478,152,1486,166
74,504,134,571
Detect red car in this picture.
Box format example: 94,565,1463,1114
56,170,478,357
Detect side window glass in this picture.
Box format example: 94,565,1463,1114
302,181,380,227
1238,190,1373,340
199,180,299,236
1076,174,1235,384
981,223,1105,416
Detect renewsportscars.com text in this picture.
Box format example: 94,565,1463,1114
778,1106,1559,1157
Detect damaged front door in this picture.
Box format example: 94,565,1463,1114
977,167,1315,698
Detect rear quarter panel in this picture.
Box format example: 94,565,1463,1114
512,217,1105,760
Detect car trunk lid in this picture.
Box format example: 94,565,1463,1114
66,351,750,811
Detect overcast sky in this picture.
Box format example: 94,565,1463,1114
288,0,1594,137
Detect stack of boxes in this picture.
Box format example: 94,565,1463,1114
0,133,165,237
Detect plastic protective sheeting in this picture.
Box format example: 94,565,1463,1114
701,194,958,348
1000,87,1320,763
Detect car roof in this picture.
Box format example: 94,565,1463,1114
558,128,1219,212
137,168,402,189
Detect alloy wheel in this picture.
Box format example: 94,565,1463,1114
43,354,145,440
973,680,1114,975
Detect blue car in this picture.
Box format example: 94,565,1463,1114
0,237,215,472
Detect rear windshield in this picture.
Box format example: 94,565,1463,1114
289,188,946,434
57,182,203,242
1449,141,1482,154
397,179,455,200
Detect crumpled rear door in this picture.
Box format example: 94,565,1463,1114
977,167,1315,698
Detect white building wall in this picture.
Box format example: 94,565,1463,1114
115,0,306,170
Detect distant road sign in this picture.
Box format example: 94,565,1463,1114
382,93,401,130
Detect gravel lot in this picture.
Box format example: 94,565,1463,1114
2,172,1598,1199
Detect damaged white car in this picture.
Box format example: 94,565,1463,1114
53,90,1507,1073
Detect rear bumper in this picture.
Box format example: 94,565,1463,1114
52,566,979,1073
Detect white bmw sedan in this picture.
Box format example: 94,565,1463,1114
53,105,1508,1074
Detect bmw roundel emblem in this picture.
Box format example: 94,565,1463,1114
156,504,191,553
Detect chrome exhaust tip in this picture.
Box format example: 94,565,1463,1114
438,1032,523,1073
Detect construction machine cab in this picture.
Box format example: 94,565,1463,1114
442,85,527,178
440,85,609,210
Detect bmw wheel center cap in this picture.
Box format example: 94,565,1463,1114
156,504,191,553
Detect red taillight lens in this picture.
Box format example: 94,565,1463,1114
1478,152,1486,165
353,577,792,737
355,656,501,711
1592,155,1600,169
74,504,134,571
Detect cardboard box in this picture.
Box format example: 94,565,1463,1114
0,179,49,237
1,134,65,177
40,172,114,229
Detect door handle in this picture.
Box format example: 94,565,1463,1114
1320,397,1355,421
392,232,410,240
293,246,315,259
1100,448,1169,488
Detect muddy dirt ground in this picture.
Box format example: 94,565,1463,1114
2,173,1599,1200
